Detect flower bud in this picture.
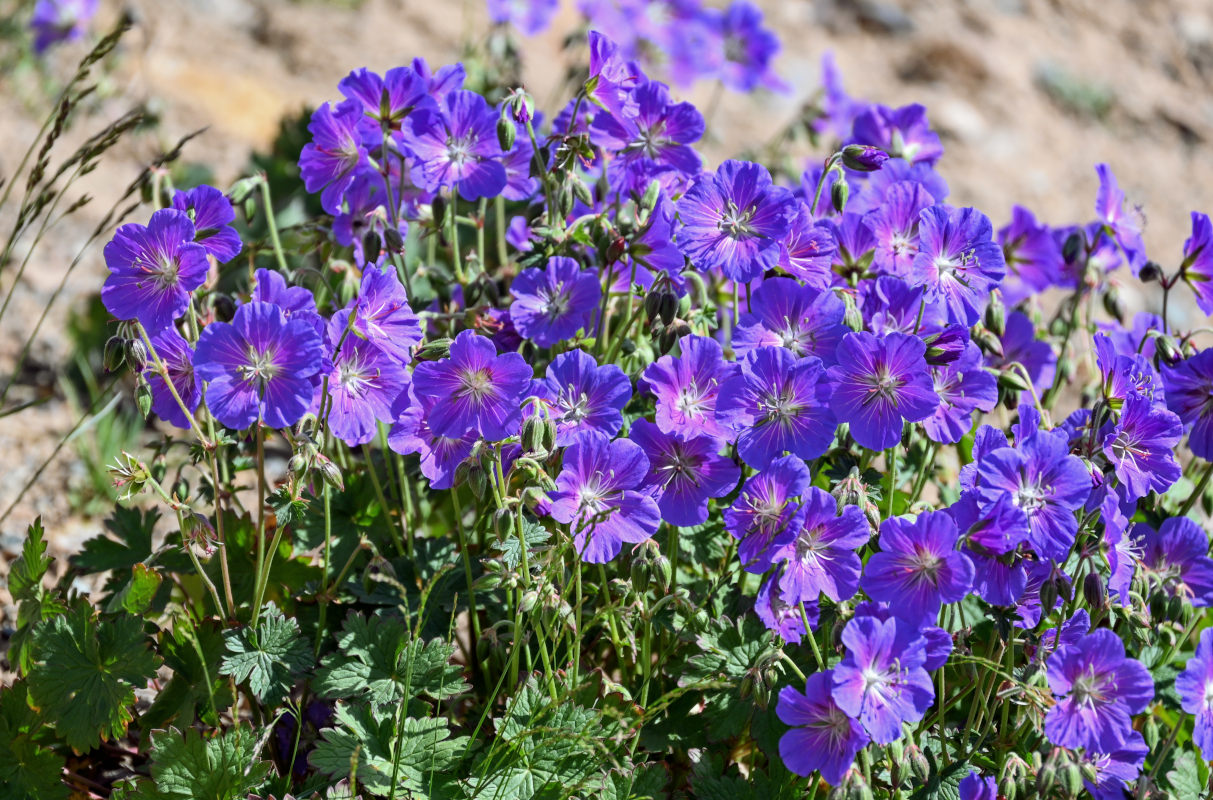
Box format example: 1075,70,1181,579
1153,332,1182,366
126,338,149,373
1102,284,1125,323
1039,578,1060,618
922,323,967,366
431,194,447,228
640,179,661,214
644,291,663,323
496,116,517,152
415,338,452,361
362,229,382,263
1139,260,1163,283
841,292,863,332
998,368,1032,393
135,378,153,419
383,227,405,254
971,325,1004,359
104,335,127,372
830,176,850,215
605,235,628,266
505,88,534,124
1082,571,1107,609
840,144,890,172
658,292,678,326
905,743,930,782
652,554,672,593
520,590,539,613
630,557,650,594
1062,230,1084,264
831,466,866,508
522,416,547,455
1062,763,1083,796
984,289,1006,337
315,454,344,491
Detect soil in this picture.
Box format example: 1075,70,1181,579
2,0,1212,611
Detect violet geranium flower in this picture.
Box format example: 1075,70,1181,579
30,0,97,53
724,454,810,573
1181,211,1213,315
547,432,661,563
862,510,975,625
1094,163,1147,276
775,487,869,604
322,310,410,446
676,159,795,283
101,208,210,335
194,301,324,430
1043,628,1153,753
849,103,943,166
171,184,242,263
299,101,368,215
923,341,998,445
532,349,632,446
1163,348,1213,461
590,79,704,195
1099,397,1183,502
777,670,870,786
388,390,478,490
640,335,736,442
909,205,1006,327
732,277,847,365
352,266,423,365
826,331,939,451
716,346,837,469
144,327,200,430
1176,628,1213,757
402,89,506,201
508,256,602,347
411,329,531,441
831,614,934,745
628,419,740,526
1134,517,1213,608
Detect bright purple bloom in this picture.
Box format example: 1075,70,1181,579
851,158,949,216
707,0,785,92
487,0,559,35
30,0,96,53
850,103,943,166
547,432,661,563
998,205,1063,304
144,327,200,430
101,209,210,334
958,772,997,800
402,90,506,200
910,205,1005,326
755,569,812,643
1135,517,1213,607
1044,628,1153,752
677,159,795,283
774,488,868,604
779,203,837,290
1095,163,1147,275
861,275,944,337
322,310,410,446
388,390,478,491
862,180,934,278
862,511,974,625
1177,628,1213,757
412,57,466,98
641,335,736,442
724,454,809,572
587,31,643,122
975,431,1091,562
992,311,1056,399
532,350,631,446
194,302,324,430
777,671,869,786
812,51,865,140
1081,731,1149,800
1163,348,1213,461
352,266,423,365
339,66,435,135
171,185,242,263
299,101,368,215
950,492,1030,606
716,347,836,468
411,329,531,441
1100,397,1182,501
923,341,998,444
509,256,602,347
850,601,954,670
827,331,939,451
1093,333,1164,410
732,277,847,365
1181,211,1213,314
591,79,704,195
831,615,934,744
629,419,740,526
1101,486,1136,606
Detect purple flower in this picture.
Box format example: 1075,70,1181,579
831,615,934,744
777,671,869,786
950,492,1030,606
1044,628,1153,752
827,331,939,451
1163,348,1213,461
101,208,210,334
999,205,1063,305
716,347,836,469
958,772,997,800
402,90,506,200
779,203,837,290
755,569,813,643
590,79,704,195
992,311,1056,399
862,180,934,278
487,0,559,35
850,103,943,166
352,266,423,365
812,51,866,140
171,185,242,263
30,0,96,53
707,0,785,92
299,101,368,215
1101,487,1136,606
547,432,661,563
909,205,1005,326
412,329,531,441
677,159,795,283
1180,211,1213,315
724,454,810,573
1095,163,1147,275
1177,628,1213,756
862,510,974,625
412,58,466,98
923,341,998,444
1093,334,1164,410
774,487,868,604
388,390,478,490
194,302,324,430
629,419,740,526
1080,731,1148,800
640,335,736,442
975,431,1090,562
532,350,631,446
251,268,319,319
144,327,200,430
732,277,847,365
508,257,602,347
339,66,435,134
851,601,954,670
1100,397,1182,501
587,31,643,122
1135,517,1213,607
323,310,410,446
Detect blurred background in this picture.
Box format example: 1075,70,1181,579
2,0,1212,570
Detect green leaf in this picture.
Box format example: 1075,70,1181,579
27,602,160,752
0,682,69,800
106,563,164,615
220,602,311,706
147,725,272,800
1167,750,1203,799
72,506,158,575
908,755,970,800
311,703,466,798
314,612,468,707
144,617,233,730
682,615,774,684
598,763,669,800
8,517,65,672
267,487,309,529
494,520,550,569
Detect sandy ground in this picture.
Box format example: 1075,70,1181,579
2,0,1212,587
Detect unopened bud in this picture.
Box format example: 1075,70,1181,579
505,88,534,124
840,144,889,172
905,744,930,782
135,378,153,419
1082,571,1107,609
971,325,1004,359
629,557,649,594
1153,333,1182,365
496,116,517,152
1062,231,1084,264
522,416,546,455
1039,579,1059,617
362,229,382,263
984,289,1006,337
644,291,663,323
658,292,677,326
126,338,149,372
640,180,661,214
520,590,539,613
383,227,404,253
416,338,452,361
1139,261,1163,283
842,292,863,332
830,176,850,215
315,455,344,491
998,368,1032,393
104,335,127,372
1102,284,1125,322
605,235,627,265
652,555,672,593
923,324,968,366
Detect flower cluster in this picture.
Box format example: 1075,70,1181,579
97,28,1213,799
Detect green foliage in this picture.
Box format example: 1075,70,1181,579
7,517,65,672
142,725,273,800
143,617,233,731
0,682,69,800
27,601,160,752
220,602,312,706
